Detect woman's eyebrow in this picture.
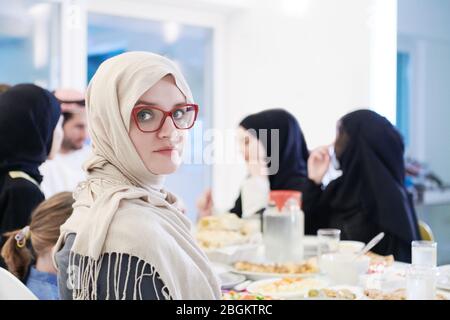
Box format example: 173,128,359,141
134,100,156,106
134,100,186,107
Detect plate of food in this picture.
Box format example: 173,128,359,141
363,288,448,300
232,260,319,280
222,290,275,300
306,286,364,300
246,277,329,299
195,214,262,264
365,251,394,266
437,265,450,291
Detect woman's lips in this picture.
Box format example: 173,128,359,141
154,148,178,157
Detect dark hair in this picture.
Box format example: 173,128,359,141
62,112,75,126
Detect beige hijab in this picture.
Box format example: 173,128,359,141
54,52,221,300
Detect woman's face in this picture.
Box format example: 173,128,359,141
129,75,187,175
334,120,349,158
48,116,64,160
237,126,266,163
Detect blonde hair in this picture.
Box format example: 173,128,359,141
1,192,74,280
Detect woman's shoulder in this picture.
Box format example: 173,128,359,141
1,173,44,200
105,202,187,252
111,202,171,233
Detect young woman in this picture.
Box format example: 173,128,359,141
1,192,74,300
0,84,62,267
197,109,309,218
303,109,420,262
54,52,220,300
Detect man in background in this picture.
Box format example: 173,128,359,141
0,83,11,94
40,89,91,197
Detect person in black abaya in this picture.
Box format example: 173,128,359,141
0,84,61,267
302,109,420,262
197,109,309,218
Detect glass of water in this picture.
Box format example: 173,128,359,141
317,229,341,270
411,241,437,267
406,265,437,300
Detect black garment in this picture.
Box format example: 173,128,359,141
0,84,61,183
0,84,61,266
0,175,44,268
56,234,169,300
302,109,420,262
230,109,309,217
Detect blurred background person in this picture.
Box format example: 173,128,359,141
197,109,309,218
1,192,74,300
40,88,91,197
0,84,61,267
0,83,11,95
303,109,421,262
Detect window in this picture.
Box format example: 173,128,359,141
0,0,61,88
396,52,411,147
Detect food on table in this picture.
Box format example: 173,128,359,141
196,230,250,249
364,288,448,300
196,214,260,249
234,260,319,274
308,288,357,300
250,277,327,295
222,290,274,300
365,251,394,267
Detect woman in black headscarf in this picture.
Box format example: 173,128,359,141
0,84,61,266
197,109,309,218
303,109,420,262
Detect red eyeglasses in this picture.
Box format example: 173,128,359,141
132,104,199,133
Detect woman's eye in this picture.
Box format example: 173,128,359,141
173,109,185,119
137,110,154,122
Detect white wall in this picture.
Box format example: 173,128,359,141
80,0,398,213
213,0,397,210
398,0,450,183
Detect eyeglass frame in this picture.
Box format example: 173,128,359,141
131,103,199,133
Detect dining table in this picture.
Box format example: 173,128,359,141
206,236,450,300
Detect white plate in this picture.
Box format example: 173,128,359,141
204,243,261,264
219,272,247,290
437,265,450,291
232,269,319,281
211,262,233,275
246,277,329,299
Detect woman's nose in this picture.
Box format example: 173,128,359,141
157,116,179,140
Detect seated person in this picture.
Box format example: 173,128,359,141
197,109,309,218
1,192,74,299
302,109,420,262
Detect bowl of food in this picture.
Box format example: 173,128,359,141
339,241,365,254
320,253,370,286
